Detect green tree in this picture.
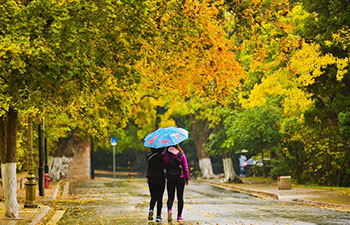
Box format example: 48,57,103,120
302,0,350,44
296,0,350,186
0,0,150,217
224,100,282,177
223,0,350,186
207,107,242,183
339,112,350,141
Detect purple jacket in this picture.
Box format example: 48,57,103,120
163,150,190,181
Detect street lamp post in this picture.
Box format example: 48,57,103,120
90,135,95,179
111,137,117,178
38,118,45,196
24,117,37,208
44,137,48,174
113,145,115,178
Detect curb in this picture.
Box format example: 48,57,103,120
46,210,66,225
197,179,279,199
27,180,62,224
52,180,63,200
198,179,350,212
293,199,350,212
62,181,70,198
29,205,51,225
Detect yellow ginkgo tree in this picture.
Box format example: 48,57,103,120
0,0,150,218
136,0,245,179
228,0,350,184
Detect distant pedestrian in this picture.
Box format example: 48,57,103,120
239,155,247,176
163,145,190,223
146,148,165,223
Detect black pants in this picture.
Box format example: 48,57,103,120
167,177,185,217
148,177,165,217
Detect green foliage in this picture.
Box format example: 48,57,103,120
281,0,350,186
0,0,154,168
339,112,350,140
2,0,350,187
269,158,291,180
224,99,282,155
302,0,350,44
250,161,273,177
207,124,227,156
221,0,350,186
279,115,350,186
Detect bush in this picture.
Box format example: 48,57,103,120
249,160,273,177
270,160,291,180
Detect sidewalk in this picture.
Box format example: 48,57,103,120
0,180,62,225
200,177,350,212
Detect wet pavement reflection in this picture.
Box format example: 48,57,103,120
49,178,350,225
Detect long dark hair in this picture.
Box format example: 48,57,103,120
151,148,164,153
176,144,184,153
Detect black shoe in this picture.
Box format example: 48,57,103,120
148,210,154,221
156,216,162,223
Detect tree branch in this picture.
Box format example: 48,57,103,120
140,94,161,101
0,74,8,84
0,107,9,114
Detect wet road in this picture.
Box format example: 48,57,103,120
48,178,350,225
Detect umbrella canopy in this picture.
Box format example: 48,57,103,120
144,126,189,149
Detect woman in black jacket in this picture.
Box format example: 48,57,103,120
146,148,165,223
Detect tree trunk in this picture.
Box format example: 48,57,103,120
0,107,20,218
222,151,242,183
191,114,216,179
49,133,91,181
1,163,20,218
49,135,75,181
66,136,91,180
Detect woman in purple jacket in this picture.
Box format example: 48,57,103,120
163,144,190,222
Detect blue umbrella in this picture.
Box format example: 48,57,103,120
144,126,189,149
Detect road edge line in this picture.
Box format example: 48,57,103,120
52,180,62,200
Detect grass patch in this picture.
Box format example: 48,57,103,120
241,176,276,184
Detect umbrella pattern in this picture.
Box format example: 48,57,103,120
144,126,189,148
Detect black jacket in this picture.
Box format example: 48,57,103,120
146,150,165,179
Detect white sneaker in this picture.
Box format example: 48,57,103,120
156,216,162,223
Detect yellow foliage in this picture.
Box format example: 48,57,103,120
136,0,245,113
283,89,313,116
240,67,313,117
332,27,350,51
335,57,349,81
291,42,337,86
291,41,349,83
158,116,176,129
240,5,349,117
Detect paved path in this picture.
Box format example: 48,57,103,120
0,181,60,225
41,178,350,225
